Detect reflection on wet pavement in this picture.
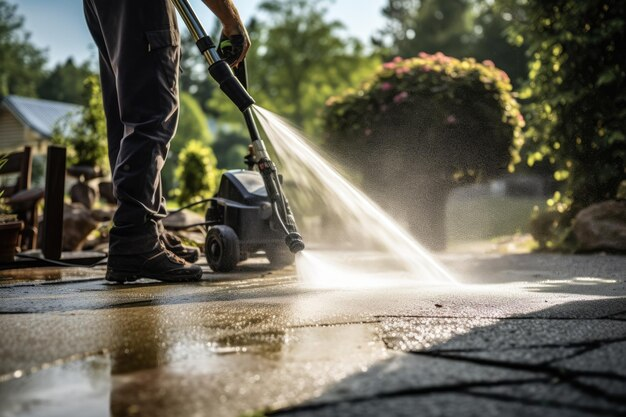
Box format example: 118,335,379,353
0,266,106,286
0,253,625,417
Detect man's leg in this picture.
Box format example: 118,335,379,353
84,0,201,282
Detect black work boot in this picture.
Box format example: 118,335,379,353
106,244,203,283
160,231,200,263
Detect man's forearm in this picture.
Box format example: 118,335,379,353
202,0,244,34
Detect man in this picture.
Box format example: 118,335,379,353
83,0,250,283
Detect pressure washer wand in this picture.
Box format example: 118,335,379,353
170,0,305,254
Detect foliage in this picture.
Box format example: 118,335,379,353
163,92,213,193
374,0,528,85
37,58,94,105
212,129,250,170
52,75,108,170
208,0,379,135
0,153,11,214
375,0,474,58
324,53,525,180
180,30,217,114
0,0,47,96
499,0,626,249
173,139,221,206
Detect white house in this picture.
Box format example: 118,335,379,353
0,95,81,155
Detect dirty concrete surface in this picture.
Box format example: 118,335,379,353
0,252,625,417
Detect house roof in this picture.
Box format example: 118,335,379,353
1,95,82,139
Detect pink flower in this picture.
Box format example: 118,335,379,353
364,128,372,136
446,115,457,125
383,62,396,70
482,59,495,68
422,66,432,72
393,91,409,104
380,82,394,91
517,113,525,125
498,70,510,82
418,52,429,59
393,56,403,63
395,66,410,75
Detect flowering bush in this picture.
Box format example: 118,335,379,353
323,53,525,248
324,53,525,177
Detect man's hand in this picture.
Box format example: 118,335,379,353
202,0,250,67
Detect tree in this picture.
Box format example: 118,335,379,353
0,0,46,96
180,29,217,114
174,139,221,206
500,0,626,250
51,75,108,171
324,54,524,249
37,58,94,105
375,0,528,85
471,0,528,85
375,0,474,59
163,92,213,193
209,0,379,135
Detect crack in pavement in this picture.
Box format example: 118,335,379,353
409,350,626,406
464,389,625,417
267,378,551,416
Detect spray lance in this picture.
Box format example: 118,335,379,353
171,0,305,254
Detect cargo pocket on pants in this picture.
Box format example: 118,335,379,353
146,28,180,94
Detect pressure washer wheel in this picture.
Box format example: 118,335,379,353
265,246,295,269
205,225,240,272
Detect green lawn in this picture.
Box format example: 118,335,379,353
446,196,544,243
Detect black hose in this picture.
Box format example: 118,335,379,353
15,253,108,268
166,198,213,216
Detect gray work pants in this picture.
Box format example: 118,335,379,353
83,0,180,255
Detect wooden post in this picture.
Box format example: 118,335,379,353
41,146,66,260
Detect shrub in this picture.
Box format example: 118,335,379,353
498,0,626,250
173,140,221,207
52,75,108,170
323,53,525,249
163,92,213,193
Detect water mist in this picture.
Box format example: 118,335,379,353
252,106,457,287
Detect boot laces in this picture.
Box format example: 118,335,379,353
159,242,186,265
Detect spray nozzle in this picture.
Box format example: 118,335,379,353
286,232,305,254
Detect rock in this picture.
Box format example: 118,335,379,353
91,207,115,222
63,203,99,251
70,182,98,209
573,200,626,253
162,209,204,231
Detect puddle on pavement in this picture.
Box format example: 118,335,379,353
0,355,111,417
0,320,387,417
0,267,105,286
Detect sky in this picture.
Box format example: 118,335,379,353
15,0,388,68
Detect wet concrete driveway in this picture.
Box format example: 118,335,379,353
0,253,625,417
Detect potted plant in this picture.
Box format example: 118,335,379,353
0,155,23,262
0,214,23,262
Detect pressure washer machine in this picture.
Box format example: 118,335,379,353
171,0,305,272
204,170,296,272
